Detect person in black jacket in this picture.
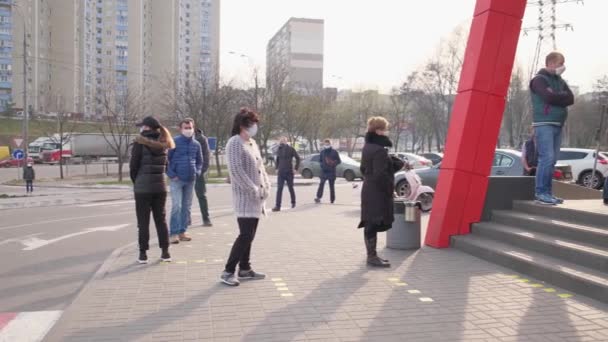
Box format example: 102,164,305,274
131,116,176,264
23,163,35,194
195,128,213,226
314,139,341,204
272,136,301,211
358,117,404,267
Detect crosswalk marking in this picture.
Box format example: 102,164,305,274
0,311,62,342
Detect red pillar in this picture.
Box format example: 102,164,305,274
425,0,528,248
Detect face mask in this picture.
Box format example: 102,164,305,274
246,124,258,137
139,127,146,133
555,65,566,76
182,129,194,138
324,144,331,149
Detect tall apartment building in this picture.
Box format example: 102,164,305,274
2,0,220,118
7,0,52,114
266,18,324,92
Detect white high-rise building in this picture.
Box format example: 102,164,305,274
267,17,324,92
2,0,221,118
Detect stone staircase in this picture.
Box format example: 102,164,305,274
452,200,608,304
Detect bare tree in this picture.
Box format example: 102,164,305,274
389,72,418,151
98,83,142,182
501,66,529,148
37,92,78,179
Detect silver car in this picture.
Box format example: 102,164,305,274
393,149,573,196
298,153,363,182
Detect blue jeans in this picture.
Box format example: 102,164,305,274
534,125,562,196
169,179,195,235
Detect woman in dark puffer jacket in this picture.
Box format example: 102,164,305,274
130,116,176,264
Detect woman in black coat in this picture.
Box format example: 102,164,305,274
358,117,404,267
130,116,176,264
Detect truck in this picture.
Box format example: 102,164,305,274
28,137,53,162
40,133,137,164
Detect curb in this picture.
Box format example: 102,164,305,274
43,241,138,342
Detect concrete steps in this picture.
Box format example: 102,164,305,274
452,201,608,304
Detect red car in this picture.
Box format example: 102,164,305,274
0,157,34,168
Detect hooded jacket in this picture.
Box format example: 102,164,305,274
130,131,171,193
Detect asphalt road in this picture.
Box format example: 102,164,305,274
0,180,361,313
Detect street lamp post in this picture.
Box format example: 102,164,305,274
13,3,28,171
228,51,259,111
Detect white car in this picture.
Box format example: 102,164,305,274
558,148,608,189
395,152,433,169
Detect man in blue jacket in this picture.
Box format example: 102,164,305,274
315,139,341,204
167,118,203,243
530,52,574,205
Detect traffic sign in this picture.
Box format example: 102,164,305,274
208,137,217,151
12,149,24,160
13,138,23,147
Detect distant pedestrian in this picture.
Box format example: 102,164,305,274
130,116,175,264
358,117,404,268
195,128,213,227
314,139,341,204
522,127,538,176
167,118,203,244
220,107,270,287
530,51,574,205
272,136,301,212
23,163,35,194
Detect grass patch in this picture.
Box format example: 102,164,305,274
96,180,133,186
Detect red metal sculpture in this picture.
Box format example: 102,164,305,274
426,0,528,248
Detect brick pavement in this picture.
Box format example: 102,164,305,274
46,201,608,342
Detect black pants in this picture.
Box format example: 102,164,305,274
276,171,296,208
225,218,259,273
316,175,336,202
135,192,170,251
25,180,33,193
195,176,210,221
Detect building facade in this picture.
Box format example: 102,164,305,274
2,0,220,118
267,17,324,92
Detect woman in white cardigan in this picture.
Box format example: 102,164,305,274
220,108,271,286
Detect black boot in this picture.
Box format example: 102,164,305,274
604,198,608,205
365,237,390,268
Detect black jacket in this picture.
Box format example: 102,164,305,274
358,132,402,230
23,167,35,181
319,147,341,176
130,131,170,194
195,129,210,174
275,144,301,174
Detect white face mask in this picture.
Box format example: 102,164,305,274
555,65,566,76
246,124,258,138
324,144,331,149
139,126,146,133
182,129,194,138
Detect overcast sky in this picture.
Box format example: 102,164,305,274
220,0,607,93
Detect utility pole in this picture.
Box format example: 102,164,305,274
17,4,29,172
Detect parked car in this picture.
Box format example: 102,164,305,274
558,148,608,189
299,153,363,181
395,152,433,169
394,149,573,196
420,152,444,166
0,157,34,168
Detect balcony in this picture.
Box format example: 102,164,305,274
0,81,11,89
115,64,127,72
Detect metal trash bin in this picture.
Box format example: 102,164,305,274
386,200,421,250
